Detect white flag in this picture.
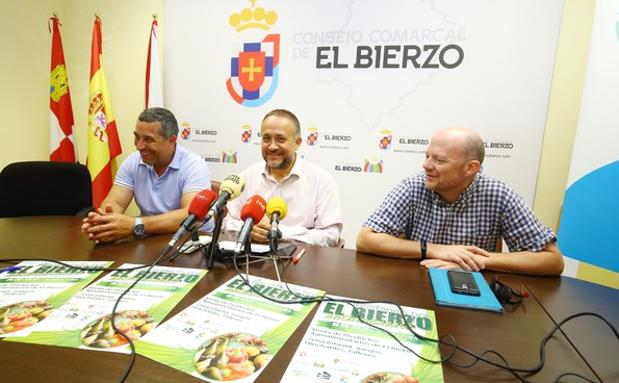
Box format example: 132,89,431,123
146,18,163,108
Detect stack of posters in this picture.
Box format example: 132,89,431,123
281,298,444,383
136,275,324,382
0,260,111,338
6,263,206,353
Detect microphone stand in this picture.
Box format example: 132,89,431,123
243,229,252,279
268,234,277,254
205,212,225,269
268,226,282,253
169,225,205,262
268,229,283,283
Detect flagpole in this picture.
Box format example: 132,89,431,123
145,15,163,108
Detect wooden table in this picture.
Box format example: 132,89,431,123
524,276,619,382
0,217,615,382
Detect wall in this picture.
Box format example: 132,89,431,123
0,0,61,165
0,0,597,240
0,0,162,216
533,0,595,233
0,0,163,170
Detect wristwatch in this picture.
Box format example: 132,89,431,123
132,217,146,238
420,240,427,260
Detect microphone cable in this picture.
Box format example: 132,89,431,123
5,237,616,383
230,251,618,383
0,229,196,383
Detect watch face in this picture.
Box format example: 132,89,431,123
133,219,146,238
133,224,146,237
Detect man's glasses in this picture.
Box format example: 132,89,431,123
489,276,529,305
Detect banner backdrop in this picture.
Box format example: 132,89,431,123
558,0,619,287
164,0,564,247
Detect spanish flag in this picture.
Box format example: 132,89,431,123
87,15,122,207
49,15,77,163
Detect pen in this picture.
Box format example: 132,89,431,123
292,248,306,265
0,266,21,273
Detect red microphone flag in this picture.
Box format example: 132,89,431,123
188,189,218,221
240,195,267,223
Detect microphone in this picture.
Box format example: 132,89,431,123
204,174,245,223
166,189,217,253
266,197,287,251
234,195,267,254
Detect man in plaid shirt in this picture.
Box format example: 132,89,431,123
356,128,564,276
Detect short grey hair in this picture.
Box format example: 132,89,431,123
138,107,179,138
262,109,301,137
464,134,485,164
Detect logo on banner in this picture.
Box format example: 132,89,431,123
364,158,383,173
180,122,191,140
221,150,238,163
306,127,319,146
240,124,253,143
50,65,69,102
379,129,393,150
226,2,280,107
88,93,108,143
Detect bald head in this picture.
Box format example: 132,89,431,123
424,128,485,202
432,128,485,164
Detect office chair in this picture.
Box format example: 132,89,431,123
0,161,93,217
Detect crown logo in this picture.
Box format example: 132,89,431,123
379,129,393,150
240,124,252,143
306,127,319,146
229,0,277,32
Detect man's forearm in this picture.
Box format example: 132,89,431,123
99,198,126,214
484,248,564,276
356,228,421,258
140,208,188,235
280,224,342,247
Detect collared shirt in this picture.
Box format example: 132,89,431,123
223,157,343,247
115,145,213,231
364,172,556,252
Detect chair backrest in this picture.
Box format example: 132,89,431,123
0,161,93,217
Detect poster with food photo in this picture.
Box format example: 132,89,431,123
0,261,111,338
6,263,206,354
136,275,324,383
281,298,444,383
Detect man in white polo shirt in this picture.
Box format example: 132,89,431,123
81,107,212,243
223,109,343,247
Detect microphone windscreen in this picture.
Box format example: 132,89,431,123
219,174,245,199
188,189,218,220
266,197,288,220
240,194,267,223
